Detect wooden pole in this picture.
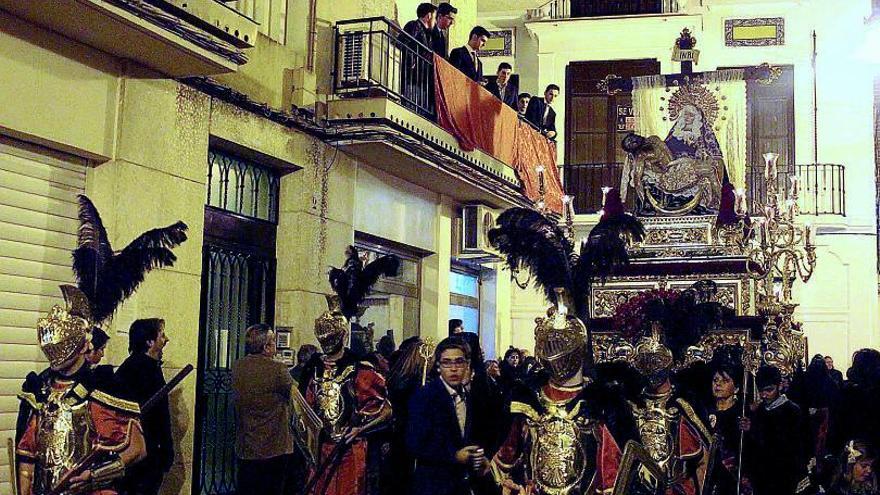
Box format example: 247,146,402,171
7,437,17,495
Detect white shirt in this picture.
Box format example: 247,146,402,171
441,378,468,437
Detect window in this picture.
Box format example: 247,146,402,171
207,149,280,222
354,235,424,348
450,265,480,334
230,0,286,43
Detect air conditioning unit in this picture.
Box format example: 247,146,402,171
338,30,401,93
459,204,501,260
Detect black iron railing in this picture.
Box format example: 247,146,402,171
527,0,679,20
564,162,846,216
745,164,846,216
563,163,628,214
334,17,436,120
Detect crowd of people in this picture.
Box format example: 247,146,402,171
398,3,560,141
224,314,880,495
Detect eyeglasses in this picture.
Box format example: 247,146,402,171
439,358,469,369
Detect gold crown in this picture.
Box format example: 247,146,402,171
37,286,92,368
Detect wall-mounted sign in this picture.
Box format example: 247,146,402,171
617,105,635,132
725,17,785,47
478,28,514,58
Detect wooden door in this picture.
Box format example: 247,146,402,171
564,59,660,212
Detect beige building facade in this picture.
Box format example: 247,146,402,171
0,1,512,494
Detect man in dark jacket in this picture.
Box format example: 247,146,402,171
449,26,491,83
484,62,518,110
406,337,493,495
402,3,436,49
431,3,457,59
116,318,174,495
741,365,810,495
400,3,437,117
524,84,560,140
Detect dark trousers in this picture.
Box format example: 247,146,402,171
238,455,290,495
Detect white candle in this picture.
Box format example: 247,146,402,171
805,223,813,246
562,195,573,223
536,165,545,194
790,176,799,198
735,188,747,215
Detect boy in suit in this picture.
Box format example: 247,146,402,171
406,337,492,495
485,62,518,110
525,84,560,140
449,26,491,83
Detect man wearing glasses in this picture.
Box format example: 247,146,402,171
432,3,457,59
406,337,492,495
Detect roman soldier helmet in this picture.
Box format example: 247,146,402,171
314,295,349,355
38,195,187,368
315,246,400,354
632,323,674,377
534,288,588,384
488,204,645,381
37,285,93,368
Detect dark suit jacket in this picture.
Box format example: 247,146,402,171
407,377,479,495
116,353,175,474
448,46,483,82
402,19,434,50
431,27,449,59
485,80,519,110
524,97,557,136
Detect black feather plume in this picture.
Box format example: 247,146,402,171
487,208,575,306
71,195,188,323
329,246,400,320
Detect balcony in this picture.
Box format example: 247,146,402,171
0,0,254,76
327,17,561,211
526,0,681,21
564,163,846,216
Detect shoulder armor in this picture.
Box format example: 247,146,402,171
90,390,141,414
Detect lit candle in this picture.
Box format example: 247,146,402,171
735,188,747,215
805,223,813,246
789,176,799,198
786,199,796,218
536,165,545,195
562,195,573,223
763,152,779,181
773,283,783,301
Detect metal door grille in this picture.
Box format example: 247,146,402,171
195,244,275,495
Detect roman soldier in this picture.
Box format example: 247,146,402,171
485,201,645,495
16,195,188,495
631,328,710,494
17,286,146,495
300,246,398,495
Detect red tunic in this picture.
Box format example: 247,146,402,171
305,364,388,495
17,381,141,495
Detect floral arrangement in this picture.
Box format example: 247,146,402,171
612,288,682,340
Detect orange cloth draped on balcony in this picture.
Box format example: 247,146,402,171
433,54,564,213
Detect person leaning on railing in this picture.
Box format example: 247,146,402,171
449,26,490,84
524,84,560,141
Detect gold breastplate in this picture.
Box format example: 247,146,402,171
312,365,355,442
34,385,94,495
630,392,678,473
517,394,591,495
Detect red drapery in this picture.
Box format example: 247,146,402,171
433,54,564,213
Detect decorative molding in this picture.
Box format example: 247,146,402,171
725,17,785,47
479,28,514,57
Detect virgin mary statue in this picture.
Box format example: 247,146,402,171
621,102,726,216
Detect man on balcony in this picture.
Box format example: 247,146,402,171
403,3,436,49
485,62,518,110
400,3,437,118
449,26,491,83
432,3,457,59
525,84,560,140
517,93,531,116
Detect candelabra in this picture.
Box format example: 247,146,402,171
744,152,817,375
